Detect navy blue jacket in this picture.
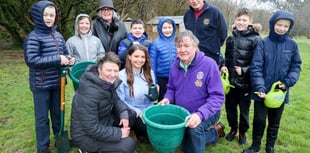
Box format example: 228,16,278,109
149,17,177,78
250,11,302,103
184,1,227,64
24,1,68,91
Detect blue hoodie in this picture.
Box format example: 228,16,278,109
149,17,177,78
250,10,302,103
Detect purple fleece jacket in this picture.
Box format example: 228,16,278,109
164,51,224,121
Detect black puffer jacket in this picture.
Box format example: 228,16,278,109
93,17,127,53
224,24,261,90
70,65,131,152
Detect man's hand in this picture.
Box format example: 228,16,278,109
158,98,170,105
185,113,201,128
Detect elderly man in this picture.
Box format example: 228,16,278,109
159,30,225,153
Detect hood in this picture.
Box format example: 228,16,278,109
269,10,294,42
74,14,92,36
157,17,177,40
31,0,58,33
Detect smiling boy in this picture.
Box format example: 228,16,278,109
243,10,302,153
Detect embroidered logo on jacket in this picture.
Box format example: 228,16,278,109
195,72,204,87
203,18,210,25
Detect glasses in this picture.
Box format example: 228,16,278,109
43,14,56,18
101,8,112,12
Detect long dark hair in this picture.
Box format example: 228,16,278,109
125,44,153,97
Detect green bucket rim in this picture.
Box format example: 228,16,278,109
142,104,190,130
69,61,96,90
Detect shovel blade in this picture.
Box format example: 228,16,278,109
55,131,70,153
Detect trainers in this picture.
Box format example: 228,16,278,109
225,129,238,141
238,133,246,144
242,147,259,153
214,122,225,137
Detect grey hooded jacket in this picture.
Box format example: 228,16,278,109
66,14,105,63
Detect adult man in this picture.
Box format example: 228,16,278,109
159,30,225,153
184,0,227,65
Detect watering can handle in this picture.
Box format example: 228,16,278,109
221,71,229,79
270,81,281,91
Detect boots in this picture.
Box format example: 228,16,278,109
265,124,279,153
242,133,262,153
265,147,274,153
241,147,259,153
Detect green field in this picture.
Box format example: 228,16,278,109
0,39,309,153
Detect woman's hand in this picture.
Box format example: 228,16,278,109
119,119,129,128
121,127,131,138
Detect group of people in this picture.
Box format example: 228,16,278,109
23,0,302,153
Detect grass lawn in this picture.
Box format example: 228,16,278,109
0,38,309,153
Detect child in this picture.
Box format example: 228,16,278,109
220,8,261,145
242,10,302,153
23,1,75,153
149,17,177,101
118,19,151,69
66,14,105,63
117,44,157,141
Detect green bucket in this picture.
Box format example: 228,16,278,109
142,104,190,153
69,61,96,91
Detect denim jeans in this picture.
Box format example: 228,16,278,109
33,89,60,151
182,112,220,153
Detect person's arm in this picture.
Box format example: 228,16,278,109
116,80,142,117
250,40,266,93
196,60,225,121
24,33,62,69
76,95,122,142
281,42,302,88
149,42,158,77
162,64,176,103
217,11,228,46
118,40,127,56
95,40,105,60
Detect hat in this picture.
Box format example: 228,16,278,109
97,0,116,12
